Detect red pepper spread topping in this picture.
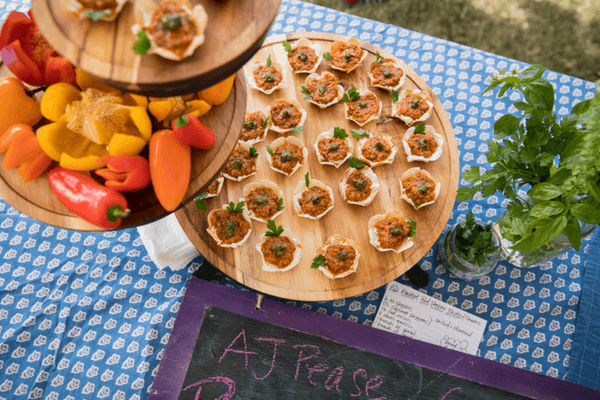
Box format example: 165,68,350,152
247,187,280,220
253,65,283,91
288,46,318,72
270,100,302,130
330,43,364,70
370,62,403,87
374,217,411,249
346,92,380,123
323,244,356,275
210,209,251,245
148,1,198,58
306,74,339,104
318,137,348,162
298,187,331,217
361,136,392,163
407,133,438,158
271,143,303,174
78,0,118,10
401,170,436,206
261,236,296,269
223,148,255,179
345,169,372,202
397,93,430,121
241,112,267,142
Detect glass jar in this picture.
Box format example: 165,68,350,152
492,211,596,268
438,221,502,280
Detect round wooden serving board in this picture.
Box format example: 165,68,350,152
176,33,460,301
31,0,281,96
0,64,246,231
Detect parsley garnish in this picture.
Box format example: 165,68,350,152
133,30,151,55
414,124,426,134
305,172,310,187
375,51,383,64
311,254,325,269
265,220,284,237
195,193,208,211
351,129,369,139
266,55,272,67
249,146,259,158
266,146,274,156
390,89,399,103
343,86,361,103
82,10,111,21
408,220,417,238
226,201,245,213
282,41,292,53
277,198,284,211
301,85,312,101
348,157,365,170
323,52,332,61
454,211,498,267
289,126,304,134
333,127,348,140
264,116,270,127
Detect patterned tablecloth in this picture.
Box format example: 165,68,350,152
1,1,599,399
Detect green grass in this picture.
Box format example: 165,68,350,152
303,0,600,82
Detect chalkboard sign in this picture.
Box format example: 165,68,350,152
149,278,600,400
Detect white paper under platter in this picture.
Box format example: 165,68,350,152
303,72,344,109
338,166,381,206
286,38,323,73
356,132,397,168
266,136,309,177
131,0,208,61
203,175,224,198
256,228,303,272
241,180,285,223
247,58,287,95
293,178,335,220
268,99,307,134
392,88,434,126
62,0,127,21
206,204,253,248
327,38,368,73
399,167,441,210
314,129,354,168
316,235,361,280
344,90,382,127
367,58,406,92
402,125,444,162
239,110,270,145
223,142,257,182
368,209,415,253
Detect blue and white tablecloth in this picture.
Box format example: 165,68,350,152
1,1,599,399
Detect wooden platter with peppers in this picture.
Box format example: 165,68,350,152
176,33,460,301
0,58,245,231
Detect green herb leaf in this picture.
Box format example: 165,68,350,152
348,157,365,170
301,85,310,95
304,96,313,101
351,129,369,139
227,201,245,213
571,200,600,225
333,127,348,140
305,172,310,187
529,183,562,201
529,201,566,218
282,40,292,53
289,126,304,134
277,198,285,211
264,116,270,127
323,52,332,61
343,86,361,103
510,215,567,252
133,30,151,55
311,254,325,269
265,219,284,237
565,218,582,251
266,146,274,156
414,124,426,134
249,146,259,158
390,89,399,103
493,114,521,139
195,193,208,211
375,51,383,64
82,10,111,21
266,55,272,67
408,220,417,237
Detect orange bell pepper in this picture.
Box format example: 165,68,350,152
149,129,191,212
0,123,52,182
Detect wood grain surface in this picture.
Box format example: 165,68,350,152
31,0,281,96
0,64,246,231
176,32,460,301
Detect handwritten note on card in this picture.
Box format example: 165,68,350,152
372,281,487,355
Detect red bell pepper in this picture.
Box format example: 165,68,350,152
94,156,151,192
0,11,76,87
172,108,216,149
48,167,131,230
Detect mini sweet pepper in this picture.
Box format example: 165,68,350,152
95,156,151,192
172,107,216,149
0,77,42,135
0,11,76,87
0,124,53,183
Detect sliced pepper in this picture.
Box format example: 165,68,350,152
0,123,52,182
19,152,53,183
40,83,82,122
95,156,151,192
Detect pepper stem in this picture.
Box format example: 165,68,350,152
175,105,194,128
26,86,46,97
107,206,131,222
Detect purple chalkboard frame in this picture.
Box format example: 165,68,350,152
149,278,599,400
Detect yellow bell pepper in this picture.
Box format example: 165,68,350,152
108,134,147,157
199,74,235,106
40,83,82,122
